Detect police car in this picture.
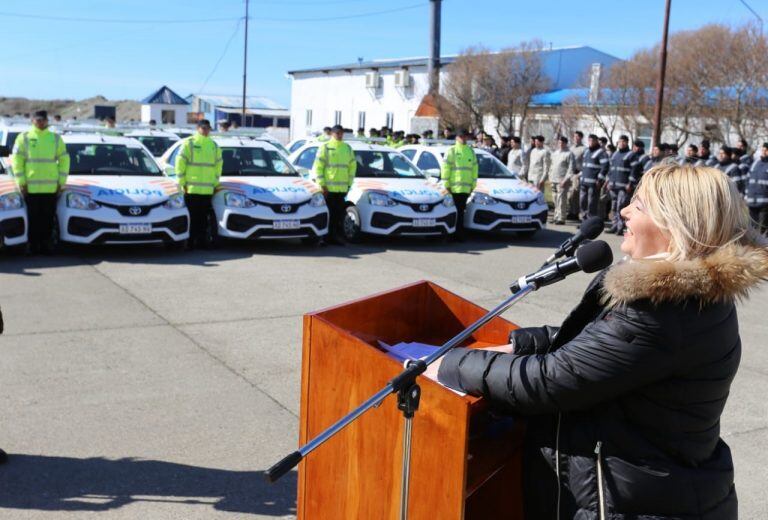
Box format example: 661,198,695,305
289,140,457,241
57,134,189,246
0,121,28,169
122,129,180,158
400,144,548,236
0,162,27,251
159,136,328,244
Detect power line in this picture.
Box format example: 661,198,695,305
197,19,243,96
0,3,427,24
738,0,764,30
0,11,239,24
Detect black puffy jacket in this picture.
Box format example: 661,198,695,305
439,244,768,519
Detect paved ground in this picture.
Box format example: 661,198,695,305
0,224,765,519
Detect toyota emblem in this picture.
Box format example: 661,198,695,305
419,204,429,212
280,204,292,213
129,206,142,216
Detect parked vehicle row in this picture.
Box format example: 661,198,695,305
1,130,547,253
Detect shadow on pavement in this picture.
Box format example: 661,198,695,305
0,227,577,275
0,454,296,516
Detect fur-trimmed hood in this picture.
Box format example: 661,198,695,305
602,243,768,307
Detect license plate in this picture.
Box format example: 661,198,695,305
273,220,301,230
511,216,532,224
412,218,436,227
119,223,151,234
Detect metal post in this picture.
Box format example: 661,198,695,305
397,383,420,520
241,0,249,127
652,0,671,145
427,0,441,94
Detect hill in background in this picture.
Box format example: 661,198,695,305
0,95,141,121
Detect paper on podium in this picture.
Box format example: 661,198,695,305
377,341,466,396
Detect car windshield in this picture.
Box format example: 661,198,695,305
5,132,20,149
67,143,163,176
221,146,298,177
134,136,176,156
477,153,517,178
355,151,424,178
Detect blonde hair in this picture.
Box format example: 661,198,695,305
634,164,767,261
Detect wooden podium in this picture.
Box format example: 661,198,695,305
297,281,526,519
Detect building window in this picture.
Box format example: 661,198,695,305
386,112,394,129
306,109,312,127
161,110,175,124
358,111,366,130
334,111,342,125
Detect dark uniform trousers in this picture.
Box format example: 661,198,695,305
579,184,600,219
25,193,58,248
185,194,212,245
610,189,630,232
324,192,347,239
452,193,469,236
750,207,768,235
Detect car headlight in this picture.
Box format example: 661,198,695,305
442,195,454,207
470,192,497,205
536,192,546,205
0,192,22,211
224,192,255,208
368,191,396,206
66,192,100,210
163,193,185,209
309,192,326,207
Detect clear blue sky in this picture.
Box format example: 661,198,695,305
0,0,762,106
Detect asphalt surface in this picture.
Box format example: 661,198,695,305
0,224,766,519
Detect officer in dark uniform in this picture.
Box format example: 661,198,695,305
737,138,754,183
746,142,768,235
716,146,746,195
697,140,717,167
629,140,649,188
680,144,699,165
579,134,609,220
606,135,634,234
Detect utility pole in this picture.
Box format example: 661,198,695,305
241,0,249,127
652,0,671,146
427,0,441,94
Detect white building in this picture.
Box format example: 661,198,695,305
287,46,620,139
140,86,190,125
186,94,290,130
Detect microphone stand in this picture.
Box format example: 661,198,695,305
266,279,539,519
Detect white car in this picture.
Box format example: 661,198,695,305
400,145,548,236
0,163,27,250
122,129,180,158
159,137,328,244
57,134,189,246
0,122,28,169
289,141,457,241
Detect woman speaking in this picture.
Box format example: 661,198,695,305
431,165,768,519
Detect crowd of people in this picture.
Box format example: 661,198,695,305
474,130,768,234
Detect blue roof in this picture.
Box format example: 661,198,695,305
142,86,189,105
531,88,589,105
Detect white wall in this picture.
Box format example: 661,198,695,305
140,103,190,124
289,67,434,139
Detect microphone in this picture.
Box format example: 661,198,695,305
511,240,613,293
543,216,604,266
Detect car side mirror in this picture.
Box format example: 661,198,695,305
0,146,10,158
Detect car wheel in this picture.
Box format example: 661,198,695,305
343,206,363,243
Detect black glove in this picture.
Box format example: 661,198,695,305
508,326,559,355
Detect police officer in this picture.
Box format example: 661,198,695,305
175,119,222,249
11,110,69,254
547,136,575,225
528,135,552,189
697,139,717,167
568,130,586,221
606,135,634,234
442,129,478,241
317,127,332,142
737,138,753,183
679,144,699,165
746,142,768,235
506,136,525,175
629,140,649,190
644,143,665,173
312,124,356,245
579,134,609,220
716,146,746,195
